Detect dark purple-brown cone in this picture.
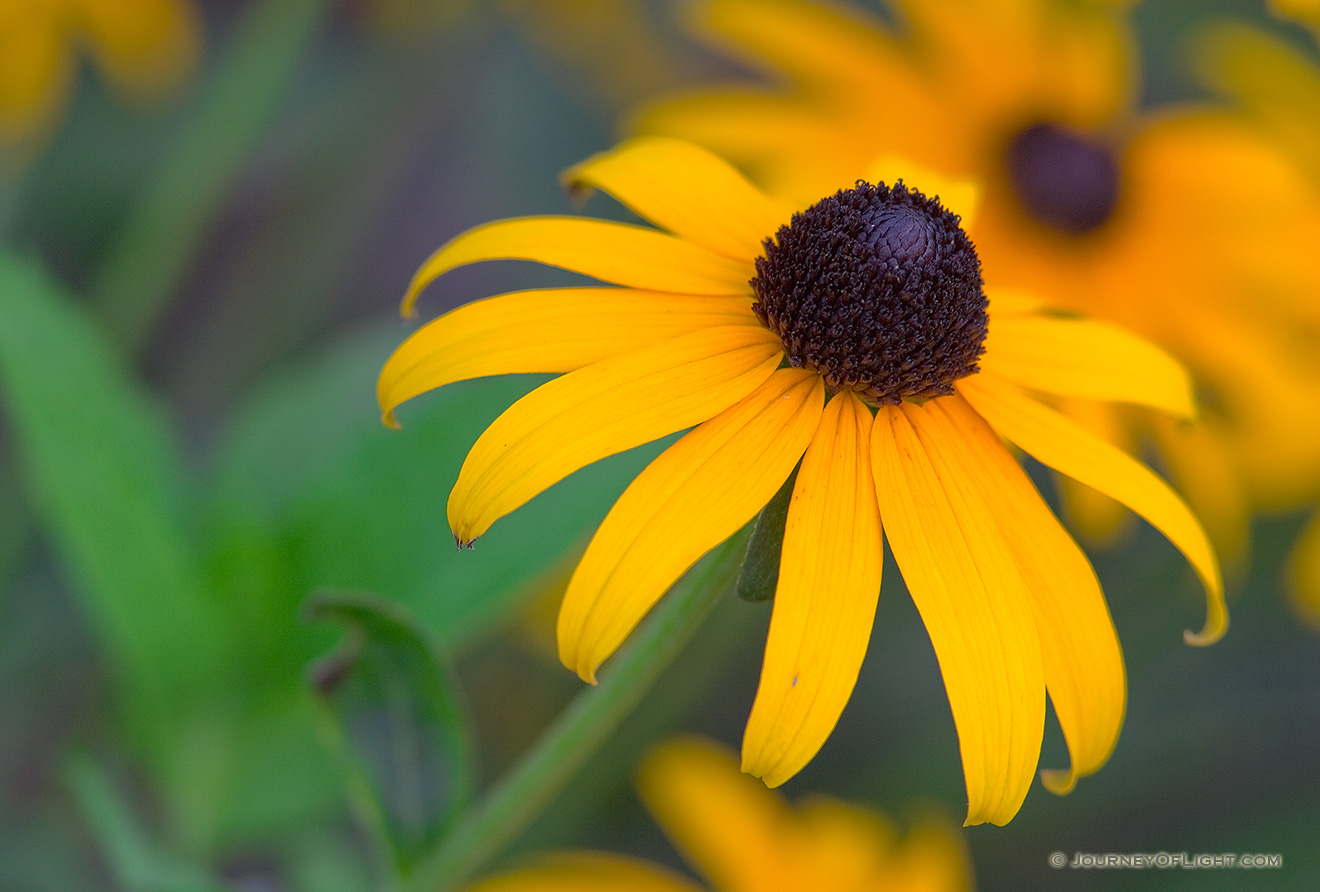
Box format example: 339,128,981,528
751,181,987,405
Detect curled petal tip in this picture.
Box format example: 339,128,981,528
1183,620,1228,647
381,410,401,430
1185,593,1229,647
1041,767,1078,796
400,289,422,319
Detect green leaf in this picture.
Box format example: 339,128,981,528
0,252,232,738
66,754,229,892
207,323,666,652
305,590,475,871
735,465,798,603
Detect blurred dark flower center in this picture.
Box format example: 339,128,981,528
1005,122,1120,235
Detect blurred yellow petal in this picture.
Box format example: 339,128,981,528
562,136,790,260
794,797,896,887
1289,512,1320,631
77,0,199,100
466,853,703,892
879,816,976,892
402,217,753,316
0,15,72,145
694,0,913,96
985,287,1049,318
1051,397,1132,545
928,395,1124,796
872,401,1046,827
863,154,980,225
743,390,883,787
449,325,782,545
639,736,794,892
377,288,756,425
635,89,846,185
981,315,1195,418
960,373,1227,645
1149,413,1251,575
558,368,822,682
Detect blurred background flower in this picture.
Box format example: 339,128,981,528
1193,0,1320,631
0,0,200,167
465,736,973,892
1,1,1319,890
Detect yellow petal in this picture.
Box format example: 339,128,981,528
639,736,795,892
981,315,1195,418
562,136,790,260
871,401,1046,827
743,390,883,787
465,853,702,892
558,368,823,682
377,288,756,425
401,217,753,316
926,396,1125,796
449,325,782,544
960,374,1227,645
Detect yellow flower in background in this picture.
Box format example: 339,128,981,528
378,136,1225,824
637,0,1320,574
1193,1,1320,625
466,736,974,892
0,0,199,157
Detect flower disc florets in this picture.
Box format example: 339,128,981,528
751,180,987,405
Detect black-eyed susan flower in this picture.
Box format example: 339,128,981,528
1193,0,1320,625
465,736,973,892
637,0,1320,577
378,136,1225,825
0,0,199,158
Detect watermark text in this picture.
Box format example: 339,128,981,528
1048,851,1282,870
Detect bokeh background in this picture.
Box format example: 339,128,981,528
1,0,1317,889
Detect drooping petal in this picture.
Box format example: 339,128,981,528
871,402,1046,827
638,736,796,892
743,390,883,787
448,326,782,544
377,288,756,425
960,373,1227,645
465,853,703,892
562,136,790,261
980,315,1195,418
558,369,823,682
926,396,1125,796
401,217,754,316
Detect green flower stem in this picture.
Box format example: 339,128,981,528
403,532,749,892
92,0,334,350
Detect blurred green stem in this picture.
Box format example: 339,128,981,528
403,533,748,892
91,0,334,351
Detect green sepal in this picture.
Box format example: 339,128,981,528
735,466,799,603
